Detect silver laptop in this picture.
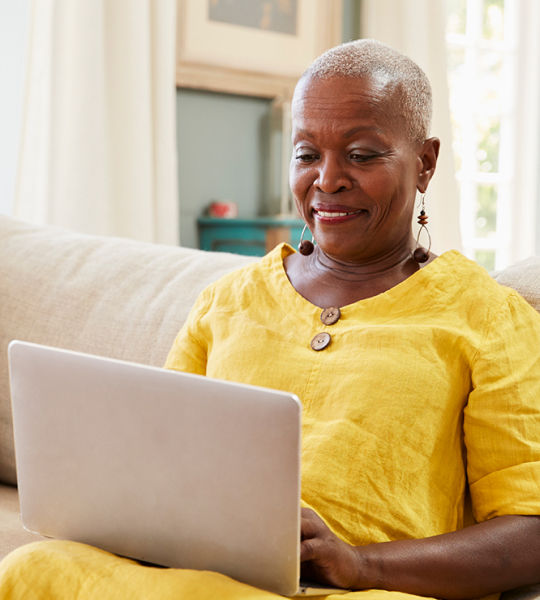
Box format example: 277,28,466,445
8,341,347,597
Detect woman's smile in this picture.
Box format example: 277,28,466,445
312,206,368,224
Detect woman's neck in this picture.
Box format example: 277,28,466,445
283,242,430,308
311,244,419,283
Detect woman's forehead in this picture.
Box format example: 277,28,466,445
291,75,403,132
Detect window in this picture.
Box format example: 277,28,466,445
445,0,539,270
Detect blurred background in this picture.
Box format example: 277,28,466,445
1,0,539,269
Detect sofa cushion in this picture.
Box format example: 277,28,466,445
0,216,255,485
0,483,44,559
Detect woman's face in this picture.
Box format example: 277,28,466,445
290,75,429,264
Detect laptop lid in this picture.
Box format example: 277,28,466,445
8,341,302,596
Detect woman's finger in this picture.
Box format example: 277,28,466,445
301,511,323,540
300,536,326,562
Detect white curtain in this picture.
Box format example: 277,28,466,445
15,0,179,245
360,0,462,254
511,0,540,262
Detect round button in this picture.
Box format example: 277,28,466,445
320,306,341,325
311,332,331,351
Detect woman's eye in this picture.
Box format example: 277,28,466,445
349,152,377,163
296,154,316,163
295,153,318,163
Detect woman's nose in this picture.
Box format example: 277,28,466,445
314,156,352,194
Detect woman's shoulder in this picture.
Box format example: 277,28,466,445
429,250,516,303
199,243,291,306
428,250,540,329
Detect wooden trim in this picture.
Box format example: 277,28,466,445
176,0,343,100
176,62,297,100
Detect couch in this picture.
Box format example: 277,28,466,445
1,215,539,598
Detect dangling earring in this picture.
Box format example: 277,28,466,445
413,194,431,263
298,223,314,255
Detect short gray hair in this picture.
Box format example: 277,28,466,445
299,39,432,143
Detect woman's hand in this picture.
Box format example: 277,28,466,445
300,508,367,589
300,511,540,599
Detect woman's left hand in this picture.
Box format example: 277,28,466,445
300,508,365,589
301,511,540,598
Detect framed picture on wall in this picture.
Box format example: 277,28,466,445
176,0,342,99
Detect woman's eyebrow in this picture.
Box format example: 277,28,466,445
294,125,380,140
294,128,315,140
343,125,381,138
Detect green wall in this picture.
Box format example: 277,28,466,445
176,89,275,248
176,1,362,249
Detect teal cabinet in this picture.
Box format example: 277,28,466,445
198,217,305,256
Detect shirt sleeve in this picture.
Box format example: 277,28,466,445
465,289,540,522
163,285,214,375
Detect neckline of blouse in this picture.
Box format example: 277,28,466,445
270,243,463,314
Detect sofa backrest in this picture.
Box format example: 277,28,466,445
0,216,255,485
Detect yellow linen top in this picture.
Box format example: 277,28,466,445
165,245,540,542
1,245,539,600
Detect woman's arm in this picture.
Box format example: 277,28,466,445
301,508,540,599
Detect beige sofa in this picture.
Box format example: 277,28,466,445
1,215,539,598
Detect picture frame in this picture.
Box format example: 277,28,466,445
176,0,342,100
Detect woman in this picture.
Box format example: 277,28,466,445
1,39,540,600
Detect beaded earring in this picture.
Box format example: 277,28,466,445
298,223,315,256
413,194,431,263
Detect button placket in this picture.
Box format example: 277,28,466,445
310,307,341,351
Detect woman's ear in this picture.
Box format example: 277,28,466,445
417,137,440,193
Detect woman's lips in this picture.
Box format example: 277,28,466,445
312,207,367,223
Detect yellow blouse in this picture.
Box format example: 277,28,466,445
165,244,540,544
2,244,539,600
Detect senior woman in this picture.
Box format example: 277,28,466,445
1,39,540,600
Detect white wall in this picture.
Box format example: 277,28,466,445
0,0,30,216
